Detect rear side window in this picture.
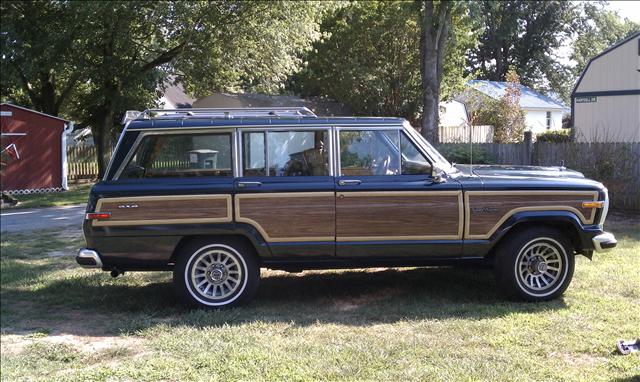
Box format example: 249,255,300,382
242,130,330,176
120,133,232,179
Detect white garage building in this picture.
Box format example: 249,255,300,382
572,32,640,142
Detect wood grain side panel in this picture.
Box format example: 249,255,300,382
465,191,599,239
336,191,462,241
94,195,232,226
236,193,335,242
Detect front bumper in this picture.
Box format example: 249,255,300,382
592,232,617,252
76,248,103,268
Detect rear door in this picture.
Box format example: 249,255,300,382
234,127,335,257
335,126,463,258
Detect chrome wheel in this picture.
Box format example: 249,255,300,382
188,246,244,301
514,237,566,296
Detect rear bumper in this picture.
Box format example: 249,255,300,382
592,232,617,253
76,248,103,268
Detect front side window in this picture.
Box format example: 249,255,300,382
339,129,431,176
120,133,232,179
339,130,400,176
400,133,432,175
241,130,330,176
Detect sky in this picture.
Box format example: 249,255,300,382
606,0,640,22
556,1,640,67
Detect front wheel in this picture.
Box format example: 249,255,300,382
494,227,575,301
174,239,260,309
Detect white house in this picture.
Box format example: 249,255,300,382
462,80,570,135
439,100,468,128
572,32,640,142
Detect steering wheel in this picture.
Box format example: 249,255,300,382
374,154,391,175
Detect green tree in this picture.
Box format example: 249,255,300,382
0,1,89,115
571,2,640,79
294,0,475,140
466,69,526,143
467,1,576,89
2,1,327,176
418,0,475,143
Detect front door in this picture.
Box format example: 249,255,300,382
234,128,335,257
335,128,463,258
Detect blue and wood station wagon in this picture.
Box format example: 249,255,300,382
77,107,617,308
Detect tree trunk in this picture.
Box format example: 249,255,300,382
421,47,440,143
92,110,114,179
419,1,454,144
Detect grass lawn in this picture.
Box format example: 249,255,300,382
1,183,92,209
1,213,638,381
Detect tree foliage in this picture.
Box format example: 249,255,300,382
571,2,640,79
293,0,476,131
467,69,526,143
467,1,576,90
1,1,328,176
0,1,89,115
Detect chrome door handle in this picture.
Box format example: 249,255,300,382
237,181,262,188
338,179,362,186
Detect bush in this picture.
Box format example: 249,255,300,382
536,130,572,143
436,144,494,164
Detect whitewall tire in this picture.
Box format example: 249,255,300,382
174,239,260,308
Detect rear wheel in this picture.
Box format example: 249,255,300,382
174,239,260,309
494,227,575,301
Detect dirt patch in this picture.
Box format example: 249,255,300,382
333,286,403,312
1,301,145,357
1,333,144,357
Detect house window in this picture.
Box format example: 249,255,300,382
546,111,552,130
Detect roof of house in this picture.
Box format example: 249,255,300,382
160,82,196,109
466,80,569,111
571,31,640,95
0,103,70,123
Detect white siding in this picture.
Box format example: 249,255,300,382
439,100,468,127
575,35,640,93
574,94,640,142
524,109,564,135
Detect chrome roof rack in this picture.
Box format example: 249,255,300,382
130,107,317,122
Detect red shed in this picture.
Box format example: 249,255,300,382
1,103,73,194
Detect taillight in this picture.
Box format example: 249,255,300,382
86,212,111,220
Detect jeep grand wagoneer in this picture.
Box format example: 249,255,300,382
77,107,617,308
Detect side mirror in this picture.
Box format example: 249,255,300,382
431,164,446,183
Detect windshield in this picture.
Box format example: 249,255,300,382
403,122,453,172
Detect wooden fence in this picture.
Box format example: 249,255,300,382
437,142,640,211
439,125,493,143
67,145,99,180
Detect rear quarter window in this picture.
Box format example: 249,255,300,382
119,133,233,179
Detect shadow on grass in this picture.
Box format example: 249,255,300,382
1,266,568,337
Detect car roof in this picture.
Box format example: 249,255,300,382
126,116,407,130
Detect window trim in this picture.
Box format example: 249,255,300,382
237,127,334,177
113,128,236,180
335,126,433,177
